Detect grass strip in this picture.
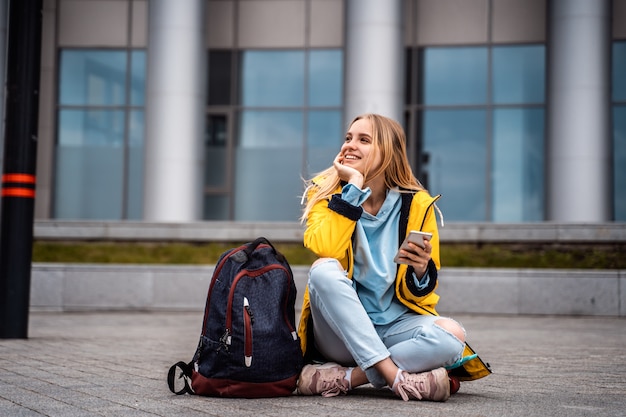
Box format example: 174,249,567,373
32,241,626,269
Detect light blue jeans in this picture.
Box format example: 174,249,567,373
308,258,465,388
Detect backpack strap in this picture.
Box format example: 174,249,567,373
398,191,414,247
396,191,414,278
243,236,289,265
243,237,272,255
167,361,194,395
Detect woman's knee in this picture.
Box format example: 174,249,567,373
311,257,340,269
435,318,466,343
308,258,345,289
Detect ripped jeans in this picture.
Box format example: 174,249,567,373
308,258,465,388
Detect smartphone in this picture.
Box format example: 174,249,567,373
393,230,433,264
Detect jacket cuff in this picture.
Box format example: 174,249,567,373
405,260,438,297
328,194,363,221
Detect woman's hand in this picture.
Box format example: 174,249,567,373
333,153,364,188
397,238,432,277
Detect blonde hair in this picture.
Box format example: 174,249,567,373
300,113,425,222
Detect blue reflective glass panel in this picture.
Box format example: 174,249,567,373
306,110,342,175
239,110,303,148
423,47,488,105
309,50,343,107
614,106,626,221
59,50,127,106
58,109,125,146
613,42,626,102
235,111,304,221
493,45,545,104
240,51,304,106
55,110,126,219
422,110,487,221
130,50,146,106
492,108,544,222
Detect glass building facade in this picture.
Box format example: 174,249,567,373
408,45,545,221
56,49,145,219
23,0,626,222
204,49,343,221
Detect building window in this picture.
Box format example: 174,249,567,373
55,49,145,220
206,49,343,221
411,45,545,222
422,109,487,221
423,47,488,105
613,41,626,221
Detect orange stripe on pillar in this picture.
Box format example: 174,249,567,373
2,173,36,184
1,188,36,198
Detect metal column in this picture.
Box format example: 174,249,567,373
0,0,43,339
344,0,404,125
546,0,612,221
143,0,206,221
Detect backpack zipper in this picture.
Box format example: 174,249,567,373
243,297,253,367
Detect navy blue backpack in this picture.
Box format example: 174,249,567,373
168,237,303,398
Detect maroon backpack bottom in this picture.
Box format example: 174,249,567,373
191,370,298,398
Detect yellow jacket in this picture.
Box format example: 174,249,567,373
297,184,441,352
297,182,492,381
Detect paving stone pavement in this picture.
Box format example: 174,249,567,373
0,311,625,417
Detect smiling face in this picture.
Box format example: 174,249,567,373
340,118,383,180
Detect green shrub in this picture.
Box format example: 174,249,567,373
32,241,626,269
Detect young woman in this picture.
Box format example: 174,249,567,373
296,113,466,402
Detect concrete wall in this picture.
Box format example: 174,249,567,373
31,263,626,317
30,221,626,316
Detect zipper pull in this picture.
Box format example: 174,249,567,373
218,329,231,352
244,297,255,325
244,297,253,367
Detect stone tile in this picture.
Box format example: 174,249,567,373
2,312,626,415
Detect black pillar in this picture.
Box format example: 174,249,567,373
0,0,43,339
